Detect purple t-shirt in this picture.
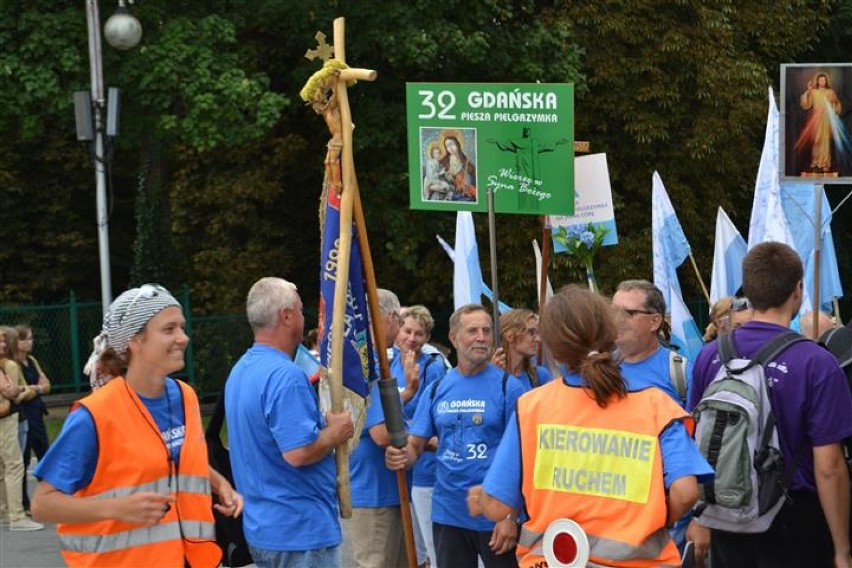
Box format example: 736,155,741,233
690,321,852,493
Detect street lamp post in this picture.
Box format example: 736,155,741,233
83,0,141,316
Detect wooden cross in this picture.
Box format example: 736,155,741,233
304,31,334,62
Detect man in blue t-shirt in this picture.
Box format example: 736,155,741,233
386,304,524,568
612,279,696,553
687,244,852,568
225,278,354,568
612,279,693,407
343,289,418,568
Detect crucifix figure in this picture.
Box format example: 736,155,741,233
304,31,334,62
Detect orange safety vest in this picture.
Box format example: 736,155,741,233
57,378,221,568
516,380,693,568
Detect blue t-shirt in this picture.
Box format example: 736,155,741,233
511,365,553,393
391,351,447,487
690,322,852,492
482,372,714,512
35,379,185,495
620,346,693,408
410,363,524,531
349,379,412,508
224,344,339,551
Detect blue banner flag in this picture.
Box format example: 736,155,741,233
318,189,376,398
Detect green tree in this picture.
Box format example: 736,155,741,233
551,0,833,301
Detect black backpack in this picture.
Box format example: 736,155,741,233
206,389,253,567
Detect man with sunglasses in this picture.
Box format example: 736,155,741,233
612,279,696,554
612,279,692,407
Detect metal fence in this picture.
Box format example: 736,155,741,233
0,290,709,403
0,289,269,403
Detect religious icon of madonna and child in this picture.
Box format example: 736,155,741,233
784,65,852,179
420,128,478,203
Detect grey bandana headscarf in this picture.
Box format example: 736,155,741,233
83,284,181,388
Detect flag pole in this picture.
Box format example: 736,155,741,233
688,253,711,305
352,166,419,568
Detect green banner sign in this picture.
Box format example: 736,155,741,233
406,83,574,215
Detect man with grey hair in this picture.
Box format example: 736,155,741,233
226,277,354,567
343,287,420,568
800,310,836,341
386,304,524,568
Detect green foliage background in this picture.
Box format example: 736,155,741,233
1,0,850,318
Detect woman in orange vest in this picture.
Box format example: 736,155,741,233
468,286,713,568
31,284,243,567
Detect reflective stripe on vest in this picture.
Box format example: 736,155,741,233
58,378,221,568
86,474,211,500
59,519,215,554
520,525,672,563
516,381,688,568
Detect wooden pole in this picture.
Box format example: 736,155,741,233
487,189,502,346
688,253,711,305
537,216,551,363
331,17,416,567
326,16,371,520
352,188,418,568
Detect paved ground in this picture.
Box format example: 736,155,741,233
0,473,63,568
0,471,361,568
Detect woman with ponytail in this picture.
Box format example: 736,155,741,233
467,286,713,568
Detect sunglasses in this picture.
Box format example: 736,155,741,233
730,298,752,312
118,284,170,326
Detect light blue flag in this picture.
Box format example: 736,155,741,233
748,88,784,250
747,87,814,314
780,183,844,309
669,282,705,362
710,207,747,304
452,212,483,309
439,215,512,313
651,172,691,309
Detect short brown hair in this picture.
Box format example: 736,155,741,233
742,242,803,311
540,286,626,407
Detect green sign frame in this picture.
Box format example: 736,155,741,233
406,83,574,215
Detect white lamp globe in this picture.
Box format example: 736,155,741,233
104,6,142,51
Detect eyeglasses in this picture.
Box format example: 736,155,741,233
730,298,752,312
618,308,656,318
524,327,540,337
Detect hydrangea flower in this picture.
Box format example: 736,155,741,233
553,222,609,292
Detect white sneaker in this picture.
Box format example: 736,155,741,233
10,518,44,531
